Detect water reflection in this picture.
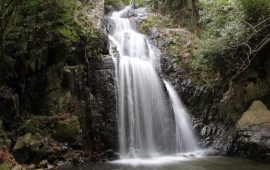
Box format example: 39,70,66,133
65,157,270,170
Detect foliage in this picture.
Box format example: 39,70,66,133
195,0,270,79
105,0,125,9
134,0,147,7
193,0,249,76
238,0,270,22
57,25,80,43
139,14,173,33
147,0,195,15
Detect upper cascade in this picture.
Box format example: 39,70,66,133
108,5,199,159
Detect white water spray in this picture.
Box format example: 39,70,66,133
164,81,198,153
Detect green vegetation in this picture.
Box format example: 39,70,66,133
145,0,197,30
194,0,270,80
147,0,195,14
105,0,125,9
139,15,172,33
238,0,270,22
139,0,270,85
134,0,147,7
53,116,80,142
57,26,80,43
105,0,146,9
194,0,248,71
0,162,10,170
0,0,104,84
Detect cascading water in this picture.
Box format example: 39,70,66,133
163,81,198,153
108,6,199,161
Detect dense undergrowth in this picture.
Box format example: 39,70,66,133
196,0,270,80
105,0,146,9
139,0,270,85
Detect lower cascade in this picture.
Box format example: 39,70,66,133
109,6,199,160
163,81,198,153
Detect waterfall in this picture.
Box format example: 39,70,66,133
108,6,199,159
163,81,198,153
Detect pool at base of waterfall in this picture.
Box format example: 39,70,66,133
64,156,270,170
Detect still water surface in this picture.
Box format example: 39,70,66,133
66,157,270,170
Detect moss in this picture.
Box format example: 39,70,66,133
57,26,80,43
20,117,51,135
53,116,80,142
0,162,10,170
13,133,32,151
139,15,156,34
139,13,217,86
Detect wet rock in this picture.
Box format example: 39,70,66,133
100,56,115,70
0,87,19,120
121,8,136,18
12,133,70,164
102,18,115,35
100,150,120,161
150,27,160,39
13,133,42,163
216,101,270,161
217,126,270,161
104,5,114,15
82,53,118,158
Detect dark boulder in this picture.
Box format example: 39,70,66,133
102,18,116,35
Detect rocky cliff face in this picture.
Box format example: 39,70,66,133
216,101,270,161
0,0,118,169
135,5,270,161
159,30,270,161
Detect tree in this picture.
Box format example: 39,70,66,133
148,0,197,16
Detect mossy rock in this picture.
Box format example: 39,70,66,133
13,133,44,163
13,133,32,151
0,162,10,170
53,116,80,142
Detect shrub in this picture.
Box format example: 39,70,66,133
105,0,125,9
194,0,248,68
238,0,270,22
